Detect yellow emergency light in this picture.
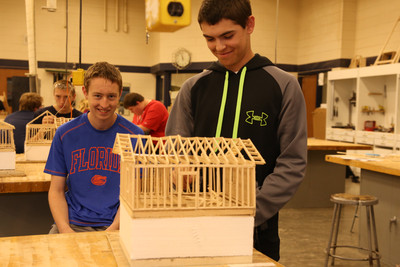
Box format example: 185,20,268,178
72,68,85,86
145,0,191,32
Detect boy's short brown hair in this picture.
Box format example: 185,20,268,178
53,80,76,96
84,62,123,92
123,92,144,109
19,92,43,111
198,0,252,28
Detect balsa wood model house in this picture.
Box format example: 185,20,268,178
24,111,72,161
0,121,16,170
113,133,265,266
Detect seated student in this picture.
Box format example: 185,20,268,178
123,92,169,138
33,80,82,124
0,99,5,112
4,92,43,153
46,62,144,233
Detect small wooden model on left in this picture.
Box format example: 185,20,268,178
24,110,72,161
0,120,16,170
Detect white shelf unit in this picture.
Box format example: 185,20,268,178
326,68,358,143
326,64,400,151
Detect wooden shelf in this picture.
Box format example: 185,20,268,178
361,109,385,114
368,92,383,96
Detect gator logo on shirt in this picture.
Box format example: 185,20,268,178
245,110,268,126
91,175,107,186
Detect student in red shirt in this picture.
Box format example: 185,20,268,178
123,92,169,138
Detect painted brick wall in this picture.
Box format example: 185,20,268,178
1,0,400,105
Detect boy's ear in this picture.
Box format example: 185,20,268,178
246,15,255,34
82,86,88,99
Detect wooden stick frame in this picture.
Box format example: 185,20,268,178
0,121,15,151
374,16,400,65
25,111,73,145
113,134,265,219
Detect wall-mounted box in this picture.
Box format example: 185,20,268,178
145,0,191,32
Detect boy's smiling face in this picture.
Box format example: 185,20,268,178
83,77,120,130
201,17,255,72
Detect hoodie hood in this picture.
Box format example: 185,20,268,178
208,53,275,73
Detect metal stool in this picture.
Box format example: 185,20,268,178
325,193,381,267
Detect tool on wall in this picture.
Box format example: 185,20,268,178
348,92,356,127
333,97,339,118
42,0,57,12
103,0,128,33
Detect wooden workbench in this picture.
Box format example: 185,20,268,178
307,138,374,151
325,154,400,266
325,153,400,176
0,154,52,237
0,156,49,193
0,231,283,267
285,138,372,208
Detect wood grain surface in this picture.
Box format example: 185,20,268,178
307,138,373,151
0,231,284,267
0,158,49,193
325,154,400,176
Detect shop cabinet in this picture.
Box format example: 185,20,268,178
359,170,400,266
326,64,400,149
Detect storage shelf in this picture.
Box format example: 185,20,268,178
361,110,385,114
326,63,400,148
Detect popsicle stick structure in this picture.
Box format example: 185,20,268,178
0,121,16,169
374,16,400,65
24,111,72,161
113,133,266,266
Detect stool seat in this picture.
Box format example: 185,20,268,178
325,193,381,267
330,193,379,206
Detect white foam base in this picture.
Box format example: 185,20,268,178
0,151,15,169
24,145,50,161
120,201,254,262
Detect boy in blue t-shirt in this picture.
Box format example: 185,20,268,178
46,62,144,233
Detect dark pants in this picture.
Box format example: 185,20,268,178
253,212,280,261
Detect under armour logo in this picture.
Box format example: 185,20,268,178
245,111,268,126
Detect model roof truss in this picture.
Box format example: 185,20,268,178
25,110,72,145
113,133,265,219
0,121,15,151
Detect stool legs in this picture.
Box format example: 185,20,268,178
367,205,380,267
325,203,342,266
325,203,381,266
350,204,359,233
325,203,337,266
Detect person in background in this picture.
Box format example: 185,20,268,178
0,99,5,112
77,99,89,113
123,92,169,138
33,80,82,124
4,92,43,153
46,62,143,234
165,0,307,261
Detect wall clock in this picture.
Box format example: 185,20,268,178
172,48,191,70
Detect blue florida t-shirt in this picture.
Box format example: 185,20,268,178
44,113,143,227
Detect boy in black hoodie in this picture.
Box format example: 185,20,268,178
165,0,307,261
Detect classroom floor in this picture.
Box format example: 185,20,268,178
278,178,390,267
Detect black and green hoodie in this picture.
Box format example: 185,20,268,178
166,54,307,227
